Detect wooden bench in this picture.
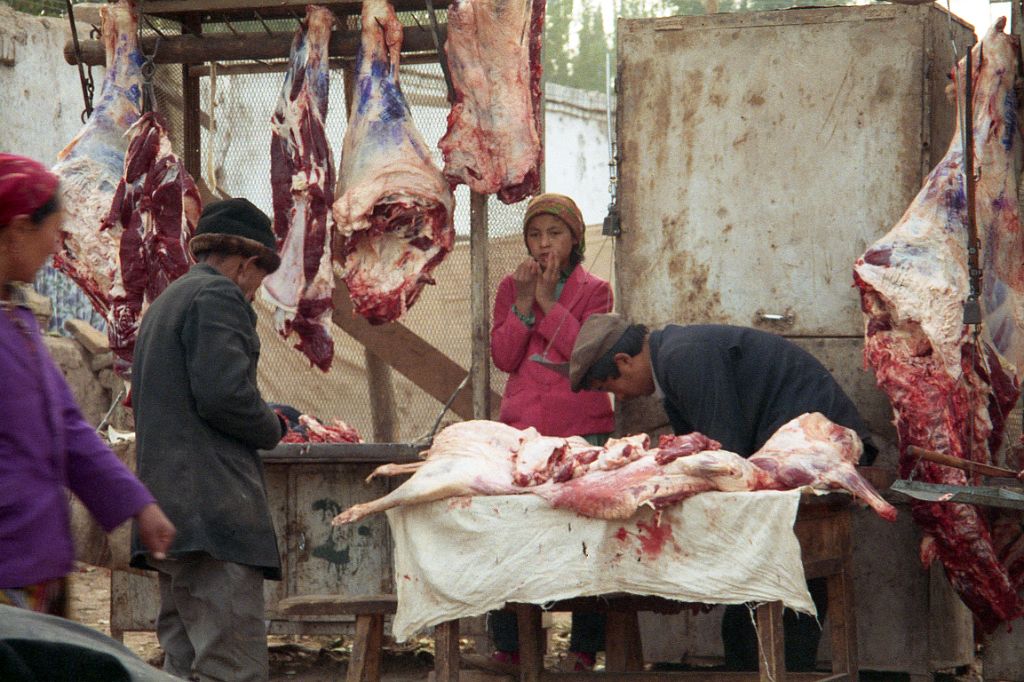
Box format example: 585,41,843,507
276,594,397,682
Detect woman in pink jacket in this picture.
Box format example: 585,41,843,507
489,193,613,671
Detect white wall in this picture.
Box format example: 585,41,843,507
0,6,103,164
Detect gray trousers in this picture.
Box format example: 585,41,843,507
149,554,268,682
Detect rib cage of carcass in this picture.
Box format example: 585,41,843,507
51,0,143,317
332,413,897,526
264,5,338,371
439,0,545,203
103,112,201,375
853,18,1024,632
332,0,456,324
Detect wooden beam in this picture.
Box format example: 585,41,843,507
140,0,450,18
185,51,443,78
181,18,202,180
64,25,446,66
331,280,502,422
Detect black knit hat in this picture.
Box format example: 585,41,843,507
188,198,281,273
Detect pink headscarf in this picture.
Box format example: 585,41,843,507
0,153,60,226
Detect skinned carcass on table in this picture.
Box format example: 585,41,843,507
263,6,337,371
51,0,143,316
333,413,896,525
333,421,527,524
332,0,455,324
103,113,201,374
438,0,544,203
853,18,1024,632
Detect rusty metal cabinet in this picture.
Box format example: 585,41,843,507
615,4,977,676
110,444,419,639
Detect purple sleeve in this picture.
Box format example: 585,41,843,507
52,364,155,533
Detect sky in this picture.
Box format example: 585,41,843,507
945,0,1011,37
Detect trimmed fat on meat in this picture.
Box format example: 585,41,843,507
438,0,545,203
263,6,337,371
51,0,143,316
853,19,1024,632
103,113,201,374
331,413,896,525
332,0,455,324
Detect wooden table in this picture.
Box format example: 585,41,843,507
432,494,858,682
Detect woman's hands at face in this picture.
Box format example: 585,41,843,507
513,257,540,316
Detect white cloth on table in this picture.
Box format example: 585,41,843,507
387,490,813,641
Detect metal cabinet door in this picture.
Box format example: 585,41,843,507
268,462,394,602
615,4,966,336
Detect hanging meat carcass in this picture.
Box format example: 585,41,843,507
438,0,544,203
332,414,896,525
263,6,337,371
103,113,201,374
853,19,1024,632
332,0,455,324
52,0,143,316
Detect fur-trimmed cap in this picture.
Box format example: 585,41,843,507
188,198,281,273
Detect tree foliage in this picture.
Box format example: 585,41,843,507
545,0,872,92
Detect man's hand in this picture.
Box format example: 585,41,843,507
535,260,560,313
512,257,540,317
136,502,176,560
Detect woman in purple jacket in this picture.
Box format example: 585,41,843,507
489,193,614,671
0,153,175,616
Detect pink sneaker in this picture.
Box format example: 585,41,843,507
492,650,521,666
572,652,596,671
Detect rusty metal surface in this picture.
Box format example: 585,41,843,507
615,4,971,337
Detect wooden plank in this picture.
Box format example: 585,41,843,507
469,190,491,419
755,601,786,682
260,442,423,463
532,673,849,681
433,620,461,682
64,25,446,66
331,280,502,421
347,614,384,682
605,609,644,672
276,594,397,616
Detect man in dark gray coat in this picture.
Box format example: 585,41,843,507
130,198,286,682
567,313,876,674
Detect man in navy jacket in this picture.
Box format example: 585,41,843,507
569,313,877,673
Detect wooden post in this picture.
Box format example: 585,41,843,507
181,17,202,180
342,33,397,443
470,190,490,420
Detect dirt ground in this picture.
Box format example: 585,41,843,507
66,563,579,681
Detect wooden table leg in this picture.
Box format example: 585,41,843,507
515,603,544,682
828,510,858,680
605,609,644,672
756,601,786,682
347,613,384,682
434,619,460,682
